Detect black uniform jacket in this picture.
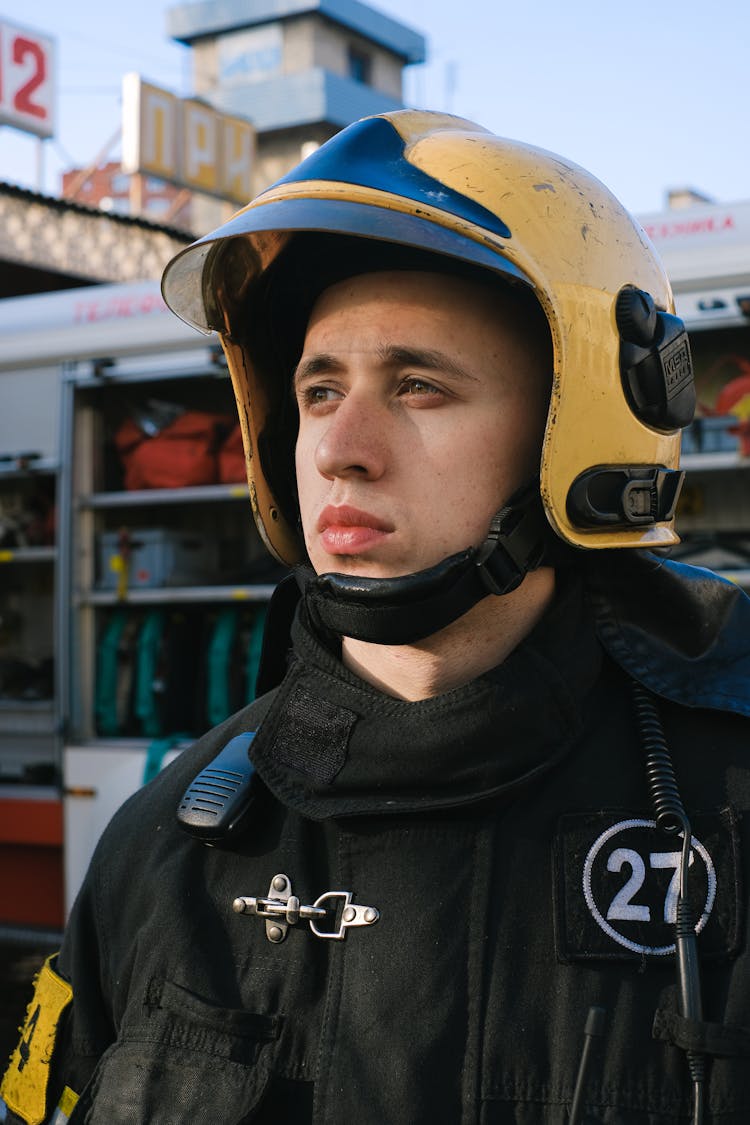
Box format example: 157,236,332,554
6,555,750,1124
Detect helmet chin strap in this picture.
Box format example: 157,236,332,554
297,482,550,645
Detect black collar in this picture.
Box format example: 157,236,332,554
249,576,603,819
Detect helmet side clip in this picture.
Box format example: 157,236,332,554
616,286,696,432
567,465,684,530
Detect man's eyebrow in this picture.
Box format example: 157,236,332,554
293,353,344,387
292,344,479,387
377,344,478,382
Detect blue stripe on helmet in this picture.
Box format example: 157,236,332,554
272,116,512,240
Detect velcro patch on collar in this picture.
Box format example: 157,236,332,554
553,809,742,963
267,682,355,784
1,954,73,1125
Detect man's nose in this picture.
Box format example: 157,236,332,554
314,392,388,481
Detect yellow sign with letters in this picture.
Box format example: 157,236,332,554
122,73,256,206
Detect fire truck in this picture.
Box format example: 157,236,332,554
639,198,750,582
0,281,279,937
0,196,748,938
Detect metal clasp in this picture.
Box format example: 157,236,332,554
233,873,379,943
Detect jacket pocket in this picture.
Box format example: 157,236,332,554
75,980,281,1125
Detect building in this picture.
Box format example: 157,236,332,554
167,0,426,221
51,0,427,260
61,161,193,230
0,180,194,297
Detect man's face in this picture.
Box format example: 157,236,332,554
294,269,549,579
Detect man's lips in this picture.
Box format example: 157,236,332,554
317,505,394,533
317,505,394,555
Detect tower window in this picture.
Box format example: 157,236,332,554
348,47,371,84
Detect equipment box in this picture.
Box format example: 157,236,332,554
97,528,218,589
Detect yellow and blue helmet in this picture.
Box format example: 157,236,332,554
162,109,694,568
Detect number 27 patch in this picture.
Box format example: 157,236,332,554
553,809,742,962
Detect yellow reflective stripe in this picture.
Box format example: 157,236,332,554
59,1086,79,1115
48,1085,79,1124
0,954,73,1125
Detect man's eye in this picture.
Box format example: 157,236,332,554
300,385,339,406
399,378,442,397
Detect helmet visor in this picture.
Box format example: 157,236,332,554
161,196,531,334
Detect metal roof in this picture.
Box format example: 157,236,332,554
167,0,426,64
0,179,194,240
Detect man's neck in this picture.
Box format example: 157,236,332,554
341,567,556,702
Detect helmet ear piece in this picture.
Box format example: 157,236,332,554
616,287,696,432
560,287,694,536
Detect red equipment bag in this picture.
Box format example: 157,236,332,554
115,412,234,490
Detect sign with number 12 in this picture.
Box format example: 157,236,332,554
0,18,56,139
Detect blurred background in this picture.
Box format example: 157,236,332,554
0,0,749,1083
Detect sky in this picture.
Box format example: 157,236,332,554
0,0,748,218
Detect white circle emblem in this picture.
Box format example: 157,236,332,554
582,818,716,956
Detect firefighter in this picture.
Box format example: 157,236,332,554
4,110,750,1124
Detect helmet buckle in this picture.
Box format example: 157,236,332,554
567,466,685,530
476,487,548,596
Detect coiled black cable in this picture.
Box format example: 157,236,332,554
636,682,685,837
632,681,705,1125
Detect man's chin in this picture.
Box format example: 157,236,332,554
314,555,436,582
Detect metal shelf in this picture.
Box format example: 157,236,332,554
0,700,56,735
0,545,57,563
81,482,250,508
69,349,226,388
0,457,58,478
0,923,63,946
79,583,276,606
0,784,60,801
64,737,190,752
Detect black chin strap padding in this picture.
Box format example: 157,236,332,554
301,550,481,645
300,485,550,645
